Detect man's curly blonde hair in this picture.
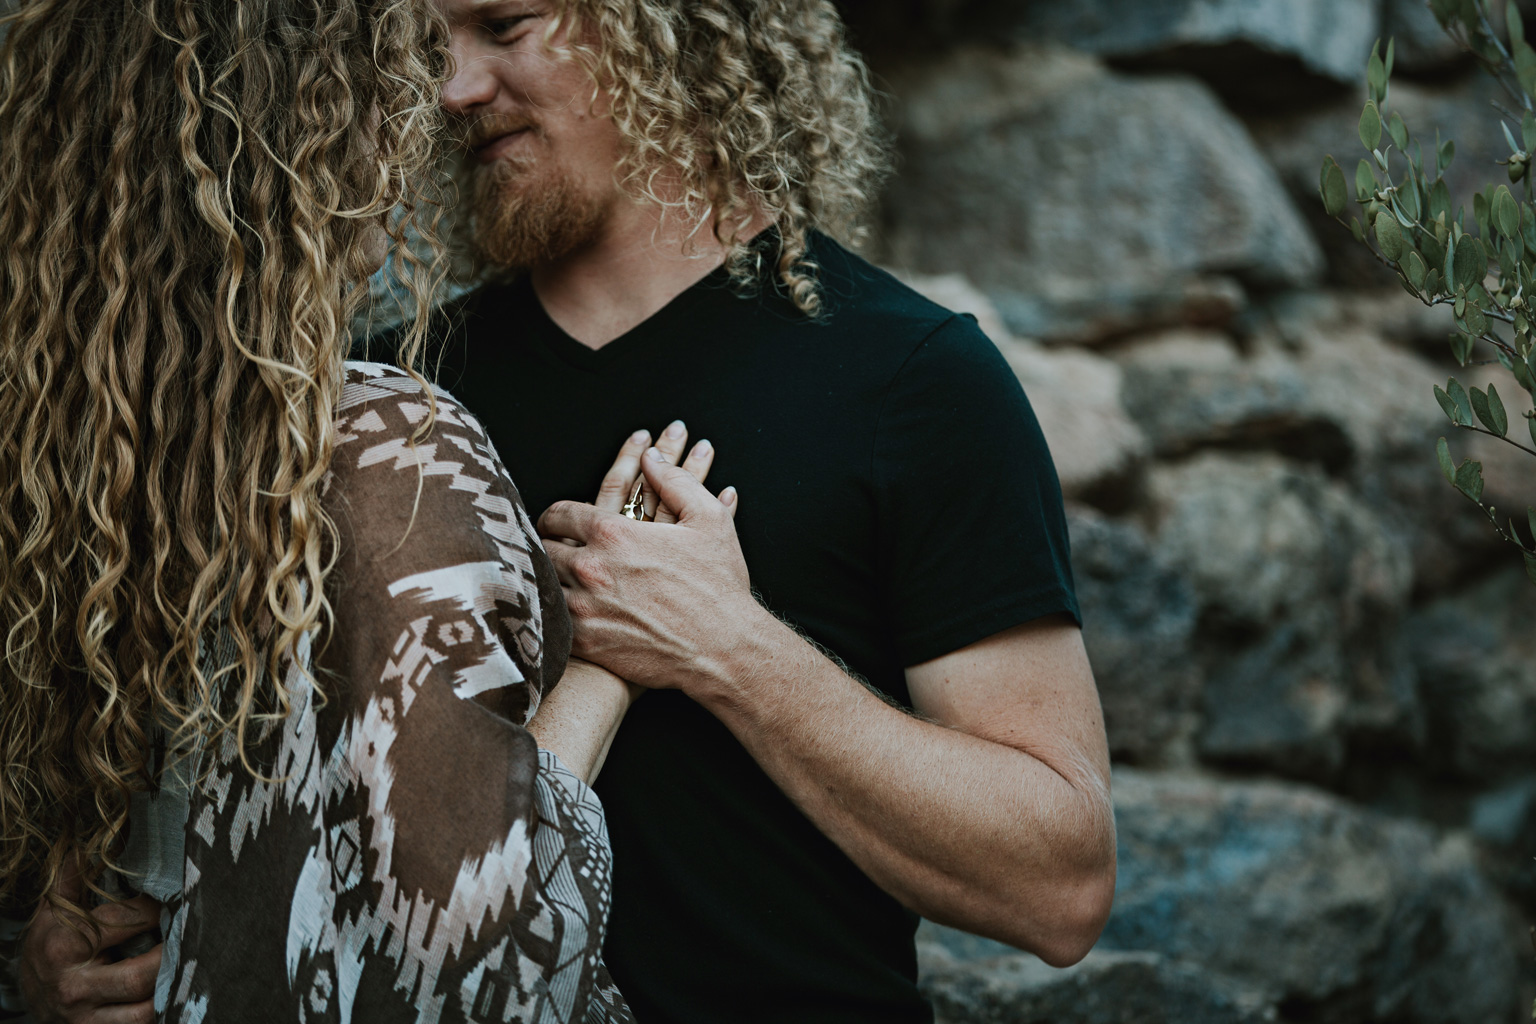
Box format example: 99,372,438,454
551,0,891,317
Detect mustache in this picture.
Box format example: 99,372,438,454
459,113,537,152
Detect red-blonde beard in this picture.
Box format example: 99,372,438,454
469,152,605,271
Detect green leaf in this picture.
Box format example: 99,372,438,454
1430,178,1452,220
1351,216,1366,243
1516,39,1536,96
1524,110,1536,152
1406,249,1428,289
1356,159,1378,203
1453,331,1477,364
1455,233,1485,290
1399,175,1422,220
1435,384,1464,423
1448,377,1474,422
1489,383,1510,435
1512,0,1527,46
1496,185,1521,238
1368,45,1388,105
1386,36,1396,78
1437,436,1457,483
1530,411,1536,446
1524,550,1536,585
1439,138,1456,174
1454,458,1485,502
1470,385,1508,435
1504,118,1524,157
1321,157,1348,217
1376,212,1405,260
1422,231,1447,275
1425,267,1443,295
1475,190,1491,236
1388,110,1410,152
1528,506,1536,543
1466,303,1489,336
1360,101,1383,152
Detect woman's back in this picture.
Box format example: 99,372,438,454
150,363,629,1021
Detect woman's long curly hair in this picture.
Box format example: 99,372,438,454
0,0,449,919
551,0,892,317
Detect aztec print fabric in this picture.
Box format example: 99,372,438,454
156,363,633,1024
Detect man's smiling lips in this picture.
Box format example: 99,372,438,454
472,128,530,164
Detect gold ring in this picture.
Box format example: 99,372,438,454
621,480,650,521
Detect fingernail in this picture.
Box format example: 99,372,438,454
693,439,712,455
646,446,665,461
665,419,686,439
720,486,738,506
630,429,650,444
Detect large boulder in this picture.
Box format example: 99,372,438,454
997,0,1378,105
917,941,1276,1024
881,47,1323,343
1116,329,1349,468
1144,452,1416,778
1105,769,1524,1023
1408,565,1536,783
1067,506,1201,764
1267,292,1530,594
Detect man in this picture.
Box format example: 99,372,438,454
433,1,1115,1021
18,1,1115,1020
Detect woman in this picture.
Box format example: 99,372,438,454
0,1,675,1019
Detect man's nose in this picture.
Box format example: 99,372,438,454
441,35,499,115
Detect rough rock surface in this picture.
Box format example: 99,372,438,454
917,942,1276,1024
1105,769,1523,1023
1408,566,1536,783
1145,453,1416,777
1115,330,1347,467
1067,506,1201,764
1000,0,1377,103
1382,0,1467,73
881,47,1322,341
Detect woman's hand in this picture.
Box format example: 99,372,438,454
592,420,734,524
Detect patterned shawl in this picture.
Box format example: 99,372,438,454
155,363,633,1023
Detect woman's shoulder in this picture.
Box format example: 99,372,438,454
337,360,490,441
342,360,468,416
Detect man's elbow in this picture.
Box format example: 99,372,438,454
1028,862,1116,967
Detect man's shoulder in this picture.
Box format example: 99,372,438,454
806,233,999,368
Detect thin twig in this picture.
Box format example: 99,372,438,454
1454,420,1536,457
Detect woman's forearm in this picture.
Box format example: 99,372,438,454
527,660,638,783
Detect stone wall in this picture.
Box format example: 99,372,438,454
839,0,1536,1019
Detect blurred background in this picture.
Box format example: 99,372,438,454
831,0,1536,1020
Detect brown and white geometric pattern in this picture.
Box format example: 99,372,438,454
155,363,632,1024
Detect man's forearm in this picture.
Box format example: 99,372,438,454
686,613,1115,966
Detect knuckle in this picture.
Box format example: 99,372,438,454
589,516,626,547
570,554,610,591
56,974,87,1008
130,1004,156,1024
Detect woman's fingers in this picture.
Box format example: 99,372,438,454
655,439,715,524
640,420,688,520
593,429,652,514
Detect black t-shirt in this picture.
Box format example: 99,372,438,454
416,234,1079,1024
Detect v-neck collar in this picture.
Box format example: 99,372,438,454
507,263,740,375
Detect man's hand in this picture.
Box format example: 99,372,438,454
19,874,161,1024
538,447,745,693
540,447,1114,966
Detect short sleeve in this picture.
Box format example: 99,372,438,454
873,316,1080,667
